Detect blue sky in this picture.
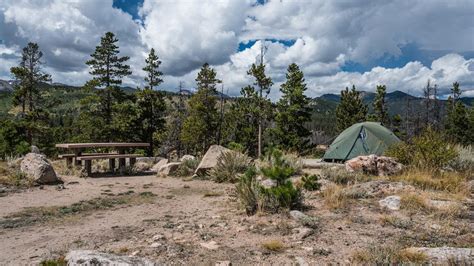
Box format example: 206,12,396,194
1,0,473,97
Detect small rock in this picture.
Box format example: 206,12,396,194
260,179,277,188
150,242,162,248
292,227,313,240
379,195,401,210
66,250,154,265
31,145,40,154
289,210,309,221
200,241,219,250
152,234,165,241
295,256,308,266
215,261,231,266
180,154,196,161
430,224,441,230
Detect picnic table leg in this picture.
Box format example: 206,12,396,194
129,157,136,167
66,157,73,167
118,148,126,172
84,160,92,176
109,158,116,172
74,149,82,166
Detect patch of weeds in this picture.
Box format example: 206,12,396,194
40,256,67,266
203,191,222,197
117,190,135,196
0,193,156,229
174,159,200,177
261,240,285,252
351,245,427,264
389,169,465,193
321,184,348,210
321,167,370,185
300,174,321,191
400,193,433,214
380,215,413,229
139,191,156,197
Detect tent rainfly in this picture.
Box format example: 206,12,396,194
323,122,400,162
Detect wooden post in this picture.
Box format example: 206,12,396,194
109,158,115,172
129,157,136,167
85,160,92,176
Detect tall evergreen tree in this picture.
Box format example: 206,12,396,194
247,63,273,157
445,82,469,144
10,42,51,115
137,48,166,156
143,48,163,90
335,85,368,132
181,63,220,154
85,32,131,127
83,32,131,141
373,85,389,125
271,63,311,151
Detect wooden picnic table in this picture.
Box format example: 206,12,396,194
55,142,149,175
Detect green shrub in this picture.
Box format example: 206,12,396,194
174,158,199,177
209,151,252,183
385,127,457,170
301,174,321,191
236,167,259,215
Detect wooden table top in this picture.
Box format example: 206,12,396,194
55,143,150,149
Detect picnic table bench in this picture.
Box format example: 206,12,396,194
55,143,149,176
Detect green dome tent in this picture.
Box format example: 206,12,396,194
323,122,400,161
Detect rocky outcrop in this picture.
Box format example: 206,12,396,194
345,155,403,176
66,250,156,265
379,195,401,210
346,180,414,198
20,153,62,184
150,159,169,172
194,145,232,175
404,247,473,264
157,162,182,176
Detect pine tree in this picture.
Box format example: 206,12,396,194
10,42,51,115
181,63,220,154
247,63,273,157
137,48,166,156
85,32,131,132
391,114,404,139
271,63,311,152
143,48,163,90
335,85,368,132
373,85,389,125
445,82,469,144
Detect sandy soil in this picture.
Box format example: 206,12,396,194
0,172,471,264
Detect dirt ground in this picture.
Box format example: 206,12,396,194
0,170,472,264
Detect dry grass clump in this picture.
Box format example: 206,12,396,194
379,215,413,229
320,166,371,185
322,184,349,210
0,160,34,187
209,151,252,183
389,169,465,193
261,240,285,252
399,192,433,214
351,245,427,264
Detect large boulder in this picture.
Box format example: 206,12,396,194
345,155,402,176
194,145,232,175
134,157,164,172
20,153,62,184
150,158,169,172
157,162,182,176
66,250,156,265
